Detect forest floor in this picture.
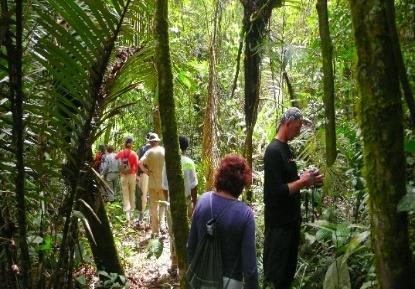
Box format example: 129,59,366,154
78,199,180,289
118,222,179,289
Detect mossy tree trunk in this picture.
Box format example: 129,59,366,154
241,0,282,201
154,0,189,287
202,0,221,191
316,0,337,166
349,0,415,288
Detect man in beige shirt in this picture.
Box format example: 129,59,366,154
139,133,166,235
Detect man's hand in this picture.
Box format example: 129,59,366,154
301,169,324,188
300,171,315,187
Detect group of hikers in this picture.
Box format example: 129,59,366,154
94,107,324,289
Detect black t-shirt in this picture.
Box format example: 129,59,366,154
138,144,151,159
263,139,301,227
137,144,151,175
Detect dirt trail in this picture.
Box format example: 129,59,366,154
122,224,179,289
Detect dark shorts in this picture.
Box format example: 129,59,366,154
263,223,300,289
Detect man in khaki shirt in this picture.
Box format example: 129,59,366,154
139,133,166,235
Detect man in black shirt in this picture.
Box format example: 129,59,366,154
263,107,323,289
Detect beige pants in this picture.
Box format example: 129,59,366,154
120,174,136,212
138,173,149,212
149,188,166,234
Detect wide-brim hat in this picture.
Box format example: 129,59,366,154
146,132,161,142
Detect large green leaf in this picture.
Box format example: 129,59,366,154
323,255,352,289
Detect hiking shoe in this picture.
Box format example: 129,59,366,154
168,265,178,277
133,221,145,230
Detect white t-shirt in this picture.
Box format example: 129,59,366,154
162,155,198,197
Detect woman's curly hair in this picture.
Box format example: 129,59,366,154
214,154,252,198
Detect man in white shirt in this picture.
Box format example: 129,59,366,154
162,135,198,275
162,135,198,218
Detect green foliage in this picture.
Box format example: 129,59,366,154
146,238,164,259
96,271,129,289
300,218,373,289
323,255,351,289
1,0,414,288
398,183,415,213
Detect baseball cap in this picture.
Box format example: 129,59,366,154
280,107,311,124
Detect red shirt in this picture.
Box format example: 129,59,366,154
94,152,103,170
116,149,139,174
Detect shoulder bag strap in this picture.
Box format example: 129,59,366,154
209,192,239,222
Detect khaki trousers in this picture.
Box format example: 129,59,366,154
149,188,166,234
138,173,149,212
120,174,136,212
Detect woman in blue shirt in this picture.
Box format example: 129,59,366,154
187,154,258,289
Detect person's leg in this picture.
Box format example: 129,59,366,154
186,196,193,220
106,173,117,201
138,174,149,222
128,174,136,212
166,203,177,275
140,173,149,212
149,188,160,235
158,189,167,231
263,226,296,289
120,175,132,221
285,223,301,287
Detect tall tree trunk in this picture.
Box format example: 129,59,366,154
349,0,415,288
283,71,299,108
230,27,245,99
154,0,189,287
202,0,221,191
317,0,337,166
241,0,282,201
384,0,415,126
2,0,32,287
79,163,123,274
153,104,162,135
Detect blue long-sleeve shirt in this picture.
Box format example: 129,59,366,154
187,192,258,289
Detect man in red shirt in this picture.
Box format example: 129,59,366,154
116,136,139,225
93,144,106,173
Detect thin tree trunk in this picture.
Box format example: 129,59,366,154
241,0,282,201
154,1,189,287
153,104,162,135
282,71,299,108
2,0,32,287
202,0,221,191
384,0,415,126
349,0,415,288
230,27,245,99
78,168,123,274
317,0,337,166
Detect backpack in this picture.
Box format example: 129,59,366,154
186,193,238,289
119,150,131,174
